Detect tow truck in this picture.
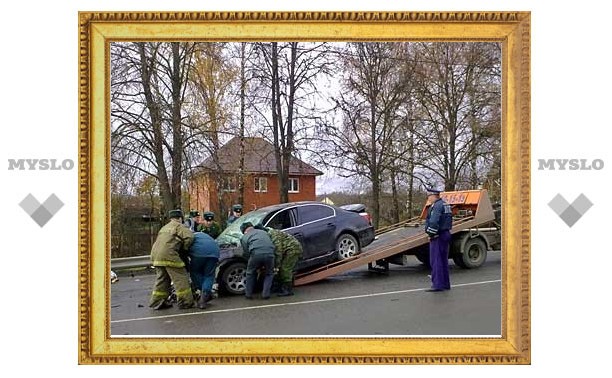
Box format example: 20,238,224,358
294,189,501,286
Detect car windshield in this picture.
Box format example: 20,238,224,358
340,203,366,212
216,208,270,246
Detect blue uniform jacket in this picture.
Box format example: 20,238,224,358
240,229,276,260
189,232,220,258
425,198,453,236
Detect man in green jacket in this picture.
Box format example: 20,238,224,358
198,211,221,239
259,225,303,296
149,209,195,310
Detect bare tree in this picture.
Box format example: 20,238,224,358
110,40,501,234
111,42,196,212
253,42,334,203
187,42,237,219
411,42,501,191
236,43,250,205
320,42,412,228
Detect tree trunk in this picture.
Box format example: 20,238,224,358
238,42,247,206
138,43,174,212
280,43,298,204
370,105,380,229
390,169,400,224
170,42,183,209
407,119,415,218
269,42,291,204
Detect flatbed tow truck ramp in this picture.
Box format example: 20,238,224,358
295,189,500,286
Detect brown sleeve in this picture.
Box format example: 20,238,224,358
177,224,194,251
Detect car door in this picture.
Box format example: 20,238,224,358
296,204,336,260
265,207,296,230
263,207,304,246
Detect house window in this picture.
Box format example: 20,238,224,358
288,177,299,193
222,177,236,192
254,177,268,192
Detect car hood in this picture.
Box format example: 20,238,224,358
218,243,245,260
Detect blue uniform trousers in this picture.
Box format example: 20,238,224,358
429,230,451,290
189,256,218,294
245,254,275,298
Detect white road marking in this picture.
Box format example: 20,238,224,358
111,279,501,325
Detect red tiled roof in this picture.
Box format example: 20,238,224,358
197,137,323,176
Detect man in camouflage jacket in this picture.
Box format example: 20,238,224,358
198,211,222,239
258,225,303,296
149,209,195,310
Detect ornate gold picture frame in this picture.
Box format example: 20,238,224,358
78,11,530,364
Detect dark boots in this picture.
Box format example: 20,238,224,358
197,294,207,309
197,291,213,309
203,291,213,303
261,271,274,299
151,299,173,310
277,283,294,297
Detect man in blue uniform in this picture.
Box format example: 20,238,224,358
184,210,201,232
227,204,243,225
424,186,453,292
189,231,220,309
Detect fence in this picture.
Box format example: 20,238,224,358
112,232,156,258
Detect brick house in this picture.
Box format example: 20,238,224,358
188,137,323,220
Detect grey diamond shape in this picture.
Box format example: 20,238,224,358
41,194,64,215
19,194,41,215
549,193,594,228
19,193,64,227
30,205,54,227
571,193,593,215
559,205,582,228
548,194,569,216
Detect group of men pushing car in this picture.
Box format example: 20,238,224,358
148,204,303,311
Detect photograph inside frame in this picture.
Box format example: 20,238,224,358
79,11,529,363
108,40,503,337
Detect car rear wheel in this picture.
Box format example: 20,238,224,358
220,261,247,295
336,233,359,260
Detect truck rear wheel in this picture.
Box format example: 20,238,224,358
453,237,487,269
415,246,431,268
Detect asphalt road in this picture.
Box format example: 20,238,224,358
111,249,501,337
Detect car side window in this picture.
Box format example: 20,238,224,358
298,205,334,225
265,208,296,230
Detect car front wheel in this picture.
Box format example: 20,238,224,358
220,261,247,295
336,233,359,260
